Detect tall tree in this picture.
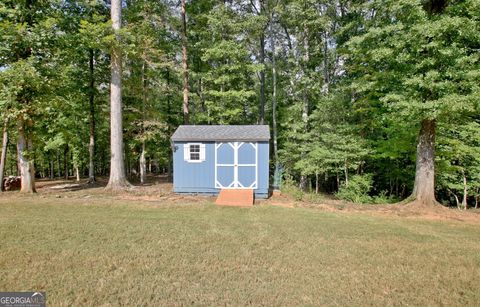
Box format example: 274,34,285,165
74,1,110,183
410,0,447,205
278,0,325,191
106,0,130,189
16,0,36,193
181,0,189,124
346,0,479,205
252,0,267,124
88,48,96,183
197,2,260,124
270,14,280,190
0,0,52,193
122,0,174,184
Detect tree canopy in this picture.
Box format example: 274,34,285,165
0,0,479,207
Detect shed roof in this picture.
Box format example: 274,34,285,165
171,125,270,142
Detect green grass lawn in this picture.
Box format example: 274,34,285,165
1,197,479,306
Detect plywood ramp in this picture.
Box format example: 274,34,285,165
215,189,254,207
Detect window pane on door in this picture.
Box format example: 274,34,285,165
238,143,256,164
217,143,234,164
238,166,256,188
217,165,234,187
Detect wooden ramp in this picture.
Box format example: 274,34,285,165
215,189,254,207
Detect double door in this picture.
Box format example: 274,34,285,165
215,142,257,189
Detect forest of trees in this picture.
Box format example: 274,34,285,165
1,0,479,208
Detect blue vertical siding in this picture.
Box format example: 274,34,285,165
173,141,215,193
173,141,269,198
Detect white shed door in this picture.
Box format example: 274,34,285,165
215,142,257,189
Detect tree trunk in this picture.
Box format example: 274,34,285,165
101,151,106,176
299,175,308,191
271,21,280,190
199,78,206,113
140,142,146,184
410,2,447,205
0,121,8,192
322,31,330,95
16,0,35,193
49,155,54,179
106,0,130,190
64,144,69,180
396,178,399,196
258,28,265,123
166,69,172,127
344,160,349,187
57,151,61,178
299,25,310,191
75,166,80,182
17,118,35,193
302,24,310,123
462,170,467,210
140,60,147,185
453,192,460,209
70,151,73,177
88,48,96,183
411,119,437,205
336,171,340,190
167,159,172,180
181,0,189,124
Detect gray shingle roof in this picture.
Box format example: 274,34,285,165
171,125,270,142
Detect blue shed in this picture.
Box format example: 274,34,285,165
171,125,270,198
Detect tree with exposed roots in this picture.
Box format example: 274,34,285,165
346,0,478,206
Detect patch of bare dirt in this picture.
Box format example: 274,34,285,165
29,175,215,205
267,192,296,208
265,192,480,224
2,176,479,223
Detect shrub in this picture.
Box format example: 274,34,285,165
281,176,305,201
303,192,325,204
372,190,398,204
336,174,373,204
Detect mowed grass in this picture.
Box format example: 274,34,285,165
1,198,479,306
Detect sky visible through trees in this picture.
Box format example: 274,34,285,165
0,0,479,207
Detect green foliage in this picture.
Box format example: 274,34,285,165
372,191,398,205
281,176,305,201
0,59,43,119
344,0,480,204
191,3,261,124
437,120,480,207
336,174,373,204
122,0,178,167
288,185,305,202
0,0,479,205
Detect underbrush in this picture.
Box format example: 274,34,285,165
335,174,398,204
282,175,397,205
